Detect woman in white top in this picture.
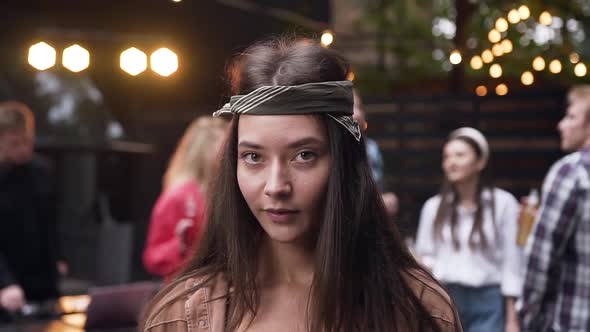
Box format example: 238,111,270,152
415,127,522,332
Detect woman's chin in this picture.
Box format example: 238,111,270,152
261,225,308,245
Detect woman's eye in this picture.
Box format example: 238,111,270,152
295,151,316,162
243,152,261,164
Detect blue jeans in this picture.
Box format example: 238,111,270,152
444,283,504,332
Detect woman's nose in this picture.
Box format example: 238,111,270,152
263,160,292,198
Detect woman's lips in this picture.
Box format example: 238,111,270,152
264,208,299,223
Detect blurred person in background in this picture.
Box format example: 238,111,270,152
0,101,61,315
416,127,522,332
520,85,590,332
352,89,399,218
143,116,227,278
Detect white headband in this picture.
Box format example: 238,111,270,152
449,127,490,160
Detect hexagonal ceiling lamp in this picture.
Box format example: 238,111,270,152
150,48,178,77
120,47,148,76
28,42,56,71
62,44,90,72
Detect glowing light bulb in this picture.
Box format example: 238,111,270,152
449,50,462,65
492,43,504,57
518,5,530,20
482,49,494,63
320,31,334,47
521,71,534,85
539,11,552,26
470,55,483,70
495,18,509,32
488,29,502,43
496,83,508,96
508,9,520,24
62,44,90,72
489,63,503,78
120,47,147,76
475,85,488,96
150,48,179,77
27,42,56,71
501,39,513,53
549,59,562,74
574,63,587,77
532,56,545,71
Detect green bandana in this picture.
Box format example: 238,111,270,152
213,80,361,141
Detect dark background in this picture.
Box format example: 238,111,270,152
0,0,330,284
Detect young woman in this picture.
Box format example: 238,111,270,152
142,37,461,332
415,128,522,332
143,116,227,278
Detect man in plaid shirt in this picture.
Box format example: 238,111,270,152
520,85,590,331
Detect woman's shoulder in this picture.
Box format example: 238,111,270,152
424,194,443,207
143,274,222,332
488,187,518,206
421,194,442,213
143,277,200,331
402,269,462,331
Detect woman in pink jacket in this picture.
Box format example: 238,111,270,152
143,116,226,278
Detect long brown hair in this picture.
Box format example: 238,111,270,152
163,116,227,192
142,36,450,332
433,136,496,249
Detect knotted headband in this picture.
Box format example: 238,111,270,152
213,80,361,141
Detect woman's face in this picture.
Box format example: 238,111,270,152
442,139,484,184
237,114,331,244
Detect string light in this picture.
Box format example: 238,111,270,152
570,53,580,64
475,85,488,96
482,49,494,63
488,29,502,43
490,63,503,78
575,63,587,77
532,56,546,71
539,11,552,26
495,18,509,32
496,83,508,96
518,5,530,20
508,9,520,24
492,43,504,57
449,50,462,64
521,71,534,85
470,55,483,70
549,59,562,74
501,39,513,53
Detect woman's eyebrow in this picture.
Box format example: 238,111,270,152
237,141,263,149
238,137,326,150
286,137,325,149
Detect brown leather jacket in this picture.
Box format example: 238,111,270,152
143,270,462,332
